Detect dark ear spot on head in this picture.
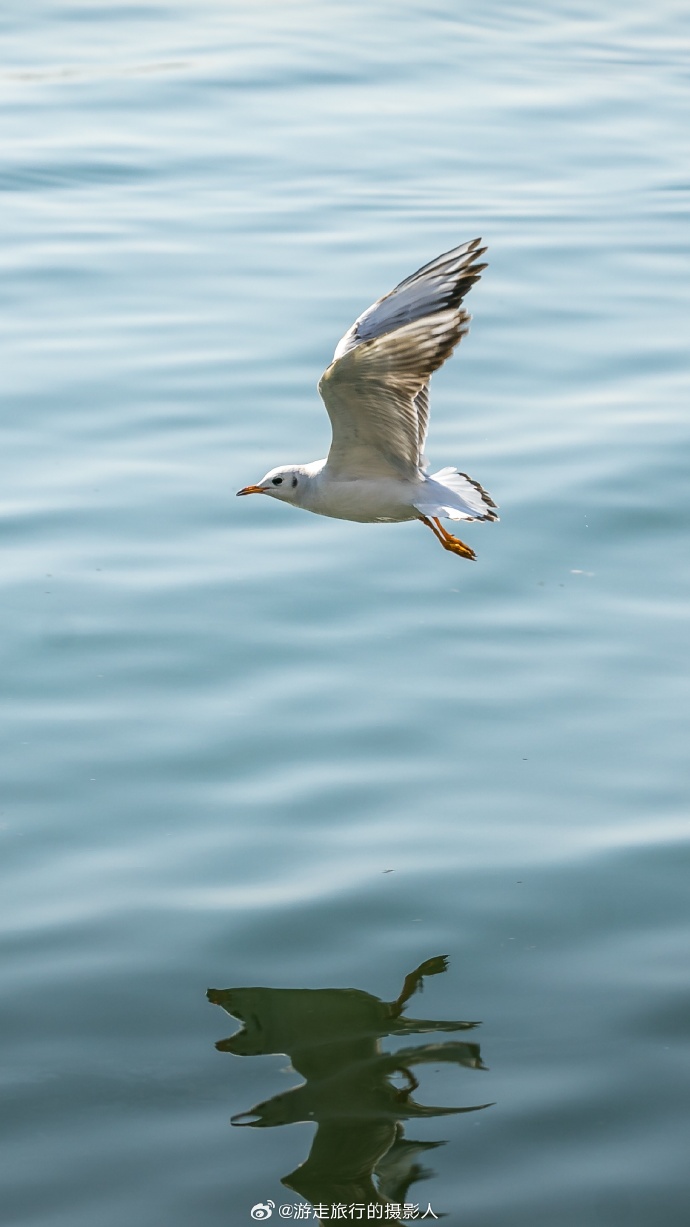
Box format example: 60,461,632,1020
291,476,298,489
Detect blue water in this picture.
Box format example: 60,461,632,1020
3,3,690,1224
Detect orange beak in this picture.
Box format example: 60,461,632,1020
236,485,265,496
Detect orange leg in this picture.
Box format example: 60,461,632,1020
419,515,476,561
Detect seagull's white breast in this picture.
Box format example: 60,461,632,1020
303,467,420,524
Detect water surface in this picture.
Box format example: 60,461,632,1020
3,2,690,1224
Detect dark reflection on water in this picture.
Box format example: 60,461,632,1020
208,957,491,1220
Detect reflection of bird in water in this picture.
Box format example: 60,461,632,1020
237,240,498,560
374,1126,445,1208
208,956,492,1220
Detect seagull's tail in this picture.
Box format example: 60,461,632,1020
416,467,499,523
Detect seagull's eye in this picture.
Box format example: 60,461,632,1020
272,477,283,486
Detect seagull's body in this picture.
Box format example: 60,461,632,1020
238,238,497,560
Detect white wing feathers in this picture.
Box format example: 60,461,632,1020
318,239,487,480
331,237,487,362
320,308,471,478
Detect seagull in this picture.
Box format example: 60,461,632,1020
237,238,498,560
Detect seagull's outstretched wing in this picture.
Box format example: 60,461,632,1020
319,239,487,478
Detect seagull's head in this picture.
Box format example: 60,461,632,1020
236,465,307,504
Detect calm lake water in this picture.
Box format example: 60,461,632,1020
3,2,690,1224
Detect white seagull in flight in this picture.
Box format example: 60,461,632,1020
237,238,497,560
